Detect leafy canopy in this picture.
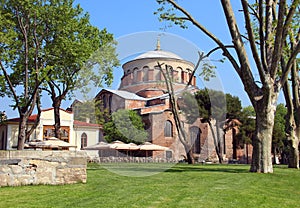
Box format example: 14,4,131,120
103,109,148,144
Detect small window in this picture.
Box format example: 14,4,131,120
166,150,172,159
143,66,149,81
81,133,87,149
164,120,173,137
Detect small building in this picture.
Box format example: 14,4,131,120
0,108,101,150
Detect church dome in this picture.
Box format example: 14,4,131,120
119,39,196,94
134,50,183,60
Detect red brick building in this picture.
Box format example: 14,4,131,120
95,42,251,163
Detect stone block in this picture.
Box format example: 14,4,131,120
0,174,11,186
0,165,11,174
10,165,23,174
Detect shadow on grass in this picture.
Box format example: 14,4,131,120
87,163,250,174
165,164,250,174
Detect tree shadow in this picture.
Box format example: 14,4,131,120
165,164,250,174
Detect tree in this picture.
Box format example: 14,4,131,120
283,62,300,168
103,109,148,144
224,93,243,160
236,106,256,164
156,61,201,164
272,104,287,163
226,93,242,119
0,0,54,149
74,99,110,125
155,0,300,173
40,1,119,139
194,89,227,163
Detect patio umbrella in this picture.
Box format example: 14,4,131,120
139,142,169,151
25,137,77,149
112,142,140,150
139,142,169,157
111,142,140,157
83,141,112,150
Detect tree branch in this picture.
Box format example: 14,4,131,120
279,40,300,86
185,51,205,87
221,0,259,101
258,0,268,71
164,0,241,75
270,0,286,78
242,0,266,84
0,61,20,112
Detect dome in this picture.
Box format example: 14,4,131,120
134,50,183,60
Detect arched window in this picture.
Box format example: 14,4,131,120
164,120,173,137
133,67,138,83
154,66,161,81
81,133,87,149
190,127,201,154
143,66,149,81
176,67,182,82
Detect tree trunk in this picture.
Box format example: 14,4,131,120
250,103,276,173
185,145,195,164
53,99,61,139
208,120,223,163
246,143,249,164
17,115,27,150
216,120,223,156
232,128,237,160
288,127,299,169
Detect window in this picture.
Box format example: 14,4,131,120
181,71,185,83
81,133,87,149
143,66,149,81
43,126,70,142
190,127,201,154
166,150,172,159
164,120,173,137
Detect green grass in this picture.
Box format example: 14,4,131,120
0,163,299,208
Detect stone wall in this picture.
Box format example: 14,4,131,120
0,150,87,187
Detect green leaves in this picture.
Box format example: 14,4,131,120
104,109,148,144
154,0,188,29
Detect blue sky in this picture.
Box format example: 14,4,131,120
72,0,252,103
3,0,285,118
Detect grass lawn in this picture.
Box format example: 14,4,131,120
0,163,299,208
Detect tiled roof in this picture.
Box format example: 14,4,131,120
6,108,73,123
7,114,38,123
102,89,148,101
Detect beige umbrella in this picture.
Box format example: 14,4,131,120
83,141,112,150
25,137,76,149
112,142,140,150
139,142,169,151
111,142,140,157
139,142,169,157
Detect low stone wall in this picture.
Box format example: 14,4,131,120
0,150,87,187
88,156,177,163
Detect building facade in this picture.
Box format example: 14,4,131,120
0,108,101,151
95,43,249,162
